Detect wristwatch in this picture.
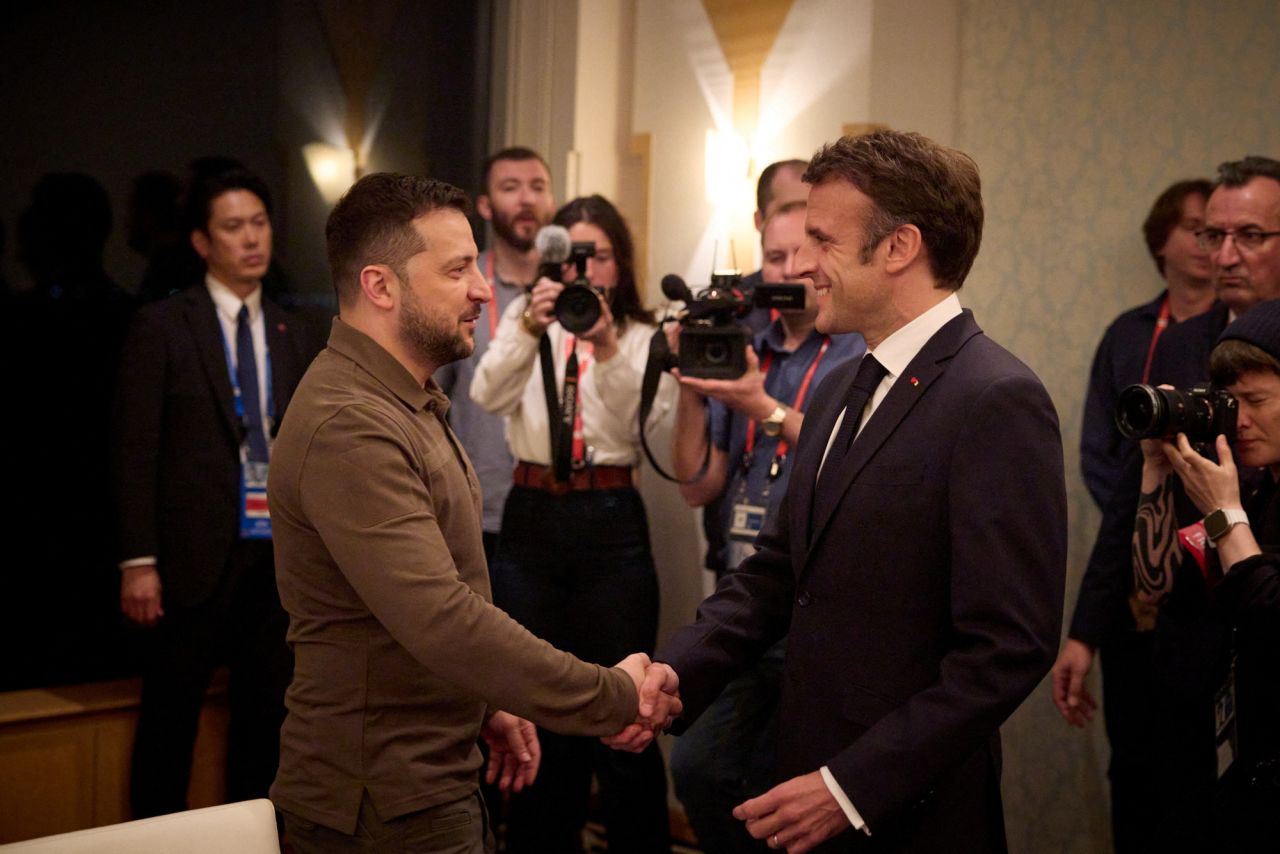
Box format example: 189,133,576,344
760,404,788,438
1204,507,1249,545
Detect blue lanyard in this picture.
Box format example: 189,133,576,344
218,311,275,424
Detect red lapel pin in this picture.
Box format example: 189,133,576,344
910,376,919,386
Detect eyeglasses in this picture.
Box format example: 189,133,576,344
1195,227,1280,251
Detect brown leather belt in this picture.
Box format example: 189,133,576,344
513,461,633,493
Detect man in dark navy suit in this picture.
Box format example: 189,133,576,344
623,131,1066,853
113,167,315,817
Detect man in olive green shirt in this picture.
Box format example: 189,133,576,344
269,173,678,852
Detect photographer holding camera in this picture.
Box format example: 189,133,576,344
470,194,673,853
667,200,864,852
1131,301,1280,852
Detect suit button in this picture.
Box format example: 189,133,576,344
797,592,813,607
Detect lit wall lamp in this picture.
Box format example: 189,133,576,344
302,141,358,205
704,128,752,212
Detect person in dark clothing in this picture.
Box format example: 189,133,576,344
1132,299,1280,852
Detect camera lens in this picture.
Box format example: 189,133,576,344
703,341,729,364
1115,384,1167,439
555,285,602,334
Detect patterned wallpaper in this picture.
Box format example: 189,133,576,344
954,1,1280,851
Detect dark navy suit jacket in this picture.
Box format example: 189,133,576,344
660,310,1067,853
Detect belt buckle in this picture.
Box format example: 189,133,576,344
541,468,571,496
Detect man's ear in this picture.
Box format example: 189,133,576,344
359,265,397,310
883,224,923,275
190,229,210,261
753,210,765,232
476,194,493,223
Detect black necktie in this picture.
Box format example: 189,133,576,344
236,305,270,462
815,353,887,497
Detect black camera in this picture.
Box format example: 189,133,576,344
655,271,805,379
1114,383,1238,443
545,241,604,335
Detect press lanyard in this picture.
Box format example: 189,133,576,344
564,335,593,465
1140,295,1171,384
483,253,499,340
217,315,275,432
743,336,830,478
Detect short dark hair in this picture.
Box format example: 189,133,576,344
1215,155,1280,189
552,194,652,329
1210,338,1280,386
184,167,273,233
480,146,550,195
326,173,470,307
757,159,808,217
804,131,983,290
1142,179,1212,276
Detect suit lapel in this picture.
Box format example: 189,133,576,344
185,286,240,443
802,311,983,567
263,299,298,427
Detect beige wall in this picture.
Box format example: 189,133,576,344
498,1,1280,851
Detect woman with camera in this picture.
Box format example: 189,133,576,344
1132,302,1280,852
470,194,672,853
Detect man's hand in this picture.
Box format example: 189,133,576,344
1164,433,1241,516
1050,638,1097,727
603,655,681,752
733,771,850,853
480,711,541,793
679,347,775,420
121,564,164,627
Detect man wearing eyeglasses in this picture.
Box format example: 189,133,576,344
1055,154,1280,852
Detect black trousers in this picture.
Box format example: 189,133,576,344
490,485,670,854
129,539,292,817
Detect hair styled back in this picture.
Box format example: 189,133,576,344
480,146,550,194
326,173,470,307
184,168,273,234
1216,155,1280,190
804,130,983,290
552,194,653,328
1143,179,1212,276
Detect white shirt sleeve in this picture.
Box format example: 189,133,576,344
820,765,871,836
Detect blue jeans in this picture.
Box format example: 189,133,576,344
491,485,670,854
670,639,785,853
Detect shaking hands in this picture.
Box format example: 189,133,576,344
606,653,682,751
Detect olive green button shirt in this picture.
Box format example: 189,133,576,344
269,318,636,834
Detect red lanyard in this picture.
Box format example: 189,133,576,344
564,336,592,464
1140,294,1171,384
483,253,499,340
744,336,830,463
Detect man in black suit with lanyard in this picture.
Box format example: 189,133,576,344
619,131,1066,852
113,167,313,817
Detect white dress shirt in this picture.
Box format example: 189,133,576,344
817,292,963,833
469,295,671,466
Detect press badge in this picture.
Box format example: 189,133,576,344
727,501,767,569
1214,655,1238,779
240,459,272,539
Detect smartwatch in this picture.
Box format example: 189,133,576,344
1204,507,1249,545
760,404,788,438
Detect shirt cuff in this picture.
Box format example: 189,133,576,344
820,765,871,836
119,556,156,571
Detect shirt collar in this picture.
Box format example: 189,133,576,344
868,292,963,380
326,317,438,413
205,273,262,323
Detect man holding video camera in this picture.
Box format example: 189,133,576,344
667,200,864,851
1130,300,1280,852
1057,154,1280,851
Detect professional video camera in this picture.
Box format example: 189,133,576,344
653,271,805,379
1114,382,1238,444
531,225,603,335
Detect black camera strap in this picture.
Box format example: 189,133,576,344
639,324,711,484
539,332,578,482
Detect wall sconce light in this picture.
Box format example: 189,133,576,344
704,128,752,211
302,141,358,205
